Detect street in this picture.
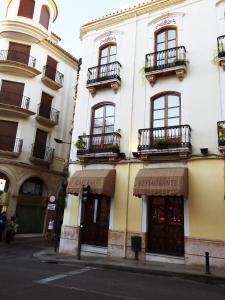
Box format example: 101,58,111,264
0,238,225,300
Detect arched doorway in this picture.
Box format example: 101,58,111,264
0,172,10,214
17,177,47,234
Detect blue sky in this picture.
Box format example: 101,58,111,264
0,0,137,58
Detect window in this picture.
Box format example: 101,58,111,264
155,28,177,66
99,44,117,78
91,104,115,145
0,120,18,152
39,92,53,119
8,42,31,65
18,0,35,19
152,93,180,128
39,5,50,29
19,177,44,196
0,80,24,107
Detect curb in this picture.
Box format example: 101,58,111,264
34,252,225,284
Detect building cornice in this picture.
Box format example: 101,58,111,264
80,0,186,39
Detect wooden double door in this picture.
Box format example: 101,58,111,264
147,196,184,257
82,195,110,247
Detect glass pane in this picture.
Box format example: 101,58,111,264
105,125,114,133
168,30,176,40
154,97,165,110
93,127,102,135
157,32,165,43
109,55,116,63
168,95,179,108
105,116,114,126
101,47,108,58
153,119,165,128
168,40,176,49
100,57,107,65
110,46,117,55
94,118,103,127
168,107,180,118
106,105,114,117
153,109,164,120
168,117,180,126
157,43,165,52
94,106,104,118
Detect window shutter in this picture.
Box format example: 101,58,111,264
0,80,24,107
39,5,50,29
8,42,31,65
18,0,35,19
0,120,18,151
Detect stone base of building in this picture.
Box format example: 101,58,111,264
185,237,225,268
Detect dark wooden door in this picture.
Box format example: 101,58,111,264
39,92,53,119
0,120,18,151
82,196,110,247
45,56,57,80
33,129,48,159
148,196,184,257
8,42,31,65
0,80,24,107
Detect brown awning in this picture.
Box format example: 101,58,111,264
134,168,188,197
67,169,116,197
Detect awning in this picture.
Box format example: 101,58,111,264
133,168,188,197
67,169,116,197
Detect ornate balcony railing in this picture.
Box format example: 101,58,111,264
87,61,122,85
145,46,187,72
138,125,191,152
217,35,225,58
0,91,30,110
0,50,36,68
217,121,225,146
31,144,54,163
37,104,59,124
77,132,121,156
0,135,23,153
43,65,64,85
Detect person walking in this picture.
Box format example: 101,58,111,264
46,215,55,243
5,216,15,244
0,212,6,242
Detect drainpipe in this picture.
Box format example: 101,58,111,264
123,13,138,258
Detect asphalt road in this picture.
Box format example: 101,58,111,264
0,238,225,300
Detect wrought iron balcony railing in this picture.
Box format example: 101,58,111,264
37,104,59,124
31,144,54,163
87,61,122,85
0,135,23,153
0,50,36,68
217,121,225,146
145,46,187,72
217,35,225,58
43,65,64,85
0,91,30,110
77,132,121,156
138,125,191,152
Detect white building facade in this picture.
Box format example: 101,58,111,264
0,0,78,234
60,0,225,267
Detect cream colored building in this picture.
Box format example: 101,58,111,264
60,0,225,267
0,0,78,234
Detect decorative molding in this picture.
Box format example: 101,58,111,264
94,30,123,42
148,12,185,27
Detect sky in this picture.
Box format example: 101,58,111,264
0,0,144,58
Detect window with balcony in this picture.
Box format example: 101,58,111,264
42,56,64,90
36,92,59,126
18,0,35,19
0,120,22,154
31,129,54,164
0,80,25,108
39,5,50,29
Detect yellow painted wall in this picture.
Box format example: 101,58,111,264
188,159,225,241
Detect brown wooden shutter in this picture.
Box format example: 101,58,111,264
39,5,50,29
8,42,31,65
0,120,18,151
33,129,48,159
18,0,35,19
39,92,53,119
0,80,24,107
45,56,57,80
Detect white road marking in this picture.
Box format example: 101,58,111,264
48,283,140,300
35,267,96,284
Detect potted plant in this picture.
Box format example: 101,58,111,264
75,134,86,150
152,138,170,149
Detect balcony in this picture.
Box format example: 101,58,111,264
36,105,59,127
76,132,124,162
0,91,35,118
0,50,41,78
30,144,54,165
42,65,64,90
0,135,23,157
86,61,122,97
136,125,191,160
145,46,187,86
217,36,225,70
217,121,225,153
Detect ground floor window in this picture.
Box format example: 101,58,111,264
82,195,110,247
147,196,184,257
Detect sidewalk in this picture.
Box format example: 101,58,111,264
34,248,225,284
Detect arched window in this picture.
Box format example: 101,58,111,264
39,5,50,29
19,177,46,196
151,92,181,128
98,44,117,78
155,27,177,66
18,0,35,19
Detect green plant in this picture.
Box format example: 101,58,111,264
115,128,122,137
174,58,189,66
152,138,170,149
111,143,120,152
75,134,86,150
